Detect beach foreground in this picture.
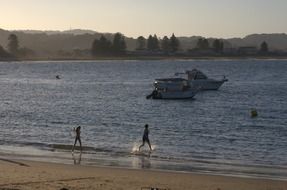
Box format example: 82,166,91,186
0,158,286,190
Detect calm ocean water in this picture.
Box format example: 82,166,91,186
0,60,286,179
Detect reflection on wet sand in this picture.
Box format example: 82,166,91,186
132,153,151,169
72,152,82,165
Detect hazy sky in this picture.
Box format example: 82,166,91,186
1,0,286,38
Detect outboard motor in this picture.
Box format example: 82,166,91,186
146,90,157,99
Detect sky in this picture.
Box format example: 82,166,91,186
1,0,287,38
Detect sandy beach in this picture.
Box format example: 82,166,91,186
0,158,286,190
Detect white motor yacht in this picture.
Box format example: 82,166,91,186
176,69,228,90
146,78,198,99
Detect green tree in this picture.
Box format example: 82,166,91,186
91,35,112,56
7,34,19,55
136,36,146,50
99,35,112,53
152,34,159,50
212,39,224,53
196,38,204,49
260,41,269,53
161,36,170,54
212,39,220,51
219,41,224,52
91,39,100,56
169,33,179,53
147,34,159,51
196,38,209,50
112,32,126,55
147,35,153,50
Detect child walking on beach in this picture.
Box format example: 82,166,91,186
72,126,82,152
139,124,152,151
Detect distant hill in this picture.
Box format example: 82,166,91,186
1,28,287,58
228,33,287,51
15,29,100,35
177,36,233,50
0,29,136,56
178,34,287,51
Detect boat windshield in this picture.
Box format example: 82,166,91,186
186,69,208,80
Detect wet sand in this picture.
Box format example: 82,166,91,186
0,158,286,190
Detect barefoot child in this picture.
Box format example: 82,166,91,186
72,126,82,152
139,124,152,151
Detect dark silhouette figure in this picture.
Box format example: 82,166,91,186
139,124,152,151
72,126,82,152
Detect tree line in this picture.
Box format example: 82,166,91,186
91,32,127,56
93,34,270,56
193,37,269,54
1,32,271,59
91,33,180,56
136,33,180,54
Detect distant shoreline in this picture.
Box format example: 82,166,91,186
2,55,287,62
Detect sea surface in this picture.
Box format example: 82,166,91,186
0,59,286,179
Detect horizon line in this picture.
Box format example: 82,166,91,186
1,27,287,40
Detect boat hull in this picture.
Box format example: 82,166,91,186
152,90,196,99
190,79,227,90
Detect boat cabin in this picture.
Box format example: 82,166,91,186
154,78,190,91
186,69,208,80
